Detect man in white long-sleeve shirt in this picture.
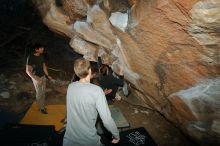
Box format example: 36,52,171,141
63,58,120,146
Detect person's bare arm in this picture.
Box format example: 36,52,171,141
43,63,52,80
118,65,124,76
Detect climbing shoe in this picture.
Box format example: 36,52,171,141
40,108,48,114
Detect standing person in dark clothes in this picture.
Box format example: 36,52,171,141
26,43,53,114
99,65,124,103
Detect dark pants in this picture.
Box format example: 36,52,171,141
97,119,120,146
100,134,120,146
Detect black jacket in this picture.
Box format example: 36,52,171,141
99,73,124,100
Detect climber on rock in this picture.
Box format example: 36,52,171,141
99,64,129,104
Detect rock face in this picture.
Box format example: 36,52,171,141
31,0,220,144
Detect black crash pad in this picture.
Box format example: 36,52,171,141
119,127,157,146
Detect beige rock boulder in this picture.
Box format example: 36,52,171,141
32,0,74,37
32,0,220,144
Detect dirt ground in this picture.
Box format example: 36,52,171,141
113,100,195,146
0,71,196,146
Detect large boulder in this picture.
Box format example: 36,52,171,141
32,0,220,144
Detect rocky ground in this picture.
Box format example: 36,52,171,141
0,66,196,146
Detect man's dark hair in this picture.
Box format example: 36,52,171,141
101,65,110,76
32,43,44,52
55,0,63,6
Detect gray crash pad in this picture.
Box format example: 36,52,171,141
109,105,130,129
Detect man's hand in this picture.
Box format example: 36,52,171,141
47,75,56,84
104,88,112,95
47,75,53,81
34,78,42,85
112,138,120,144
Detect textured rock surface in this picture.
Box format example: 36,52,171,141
32,0,73,37
32,0,220,144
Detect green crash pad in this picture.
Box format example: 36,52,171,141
109,105,130,129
